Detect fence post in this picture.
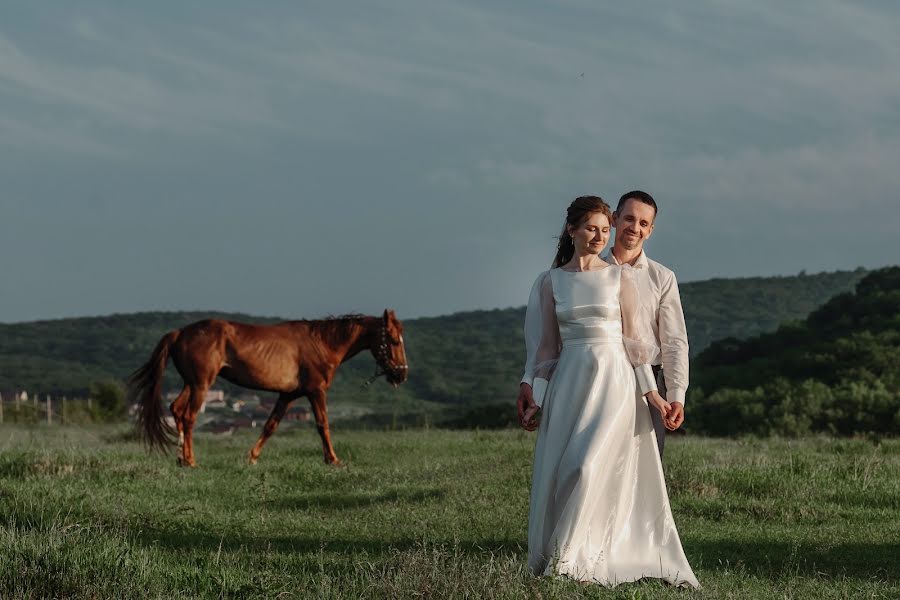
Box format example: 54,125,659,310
47,394,52,426
62,396,67,425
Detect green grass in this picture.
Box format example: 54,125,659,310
0,426,897,599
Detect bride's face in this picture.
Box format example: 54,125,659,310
568,212,611,256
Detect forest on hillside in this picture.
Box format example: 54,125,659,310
688,267,899,436
3,267,895,436
0,269,866,400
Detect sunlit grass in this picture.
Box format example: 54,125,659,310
0,425,897,598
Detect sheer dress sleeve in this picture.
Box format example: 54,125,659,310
620,265,660,396
521,271,561,408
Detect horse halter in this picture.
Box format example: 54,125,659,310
363,323,408,386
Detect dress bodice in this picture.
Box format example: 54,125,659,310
549,267,622,345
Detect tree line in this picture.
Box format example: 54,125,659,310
687,266,899,436
1,267,887,436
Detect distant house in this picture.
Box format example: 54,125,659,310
203,391,226,412
231,416,257,429
258,400,310,423
251,404,272,419
285,405,310,423
164,389,225,414
207,421,235,435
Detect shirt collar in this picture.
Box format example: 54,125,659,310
604,248,649,269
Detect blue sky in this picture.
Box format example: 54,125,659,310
1,1,898,322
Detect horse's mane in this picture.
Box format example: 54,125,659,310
299,314,371,347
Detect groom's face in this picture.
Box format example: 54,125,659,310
612,199,655,251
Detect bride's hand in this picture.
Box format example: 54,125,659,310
518,383,540,431
645,390,671,420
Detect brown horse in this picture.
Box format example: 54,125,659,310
129,310,408,467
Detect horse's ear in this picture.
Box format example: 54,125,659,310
383,309,390,323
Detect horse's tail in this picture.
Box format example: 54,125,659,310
130,330,180,451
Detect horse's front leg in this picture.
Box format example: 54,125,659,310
248,393,292,465
309,389,340,465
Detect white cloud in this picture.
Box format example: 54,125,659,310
0,28,281,145
71,17,100,42
0,1,898,321
0,116,122,158
677,134,900,217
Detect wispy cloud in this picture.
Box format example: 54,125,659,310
0,1,898,321
0,116,122,158
0,26,281,148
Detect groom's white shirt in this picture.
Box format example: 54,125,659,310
602,249,690,406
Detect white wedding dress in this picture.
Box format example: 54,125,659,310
522,265,699,588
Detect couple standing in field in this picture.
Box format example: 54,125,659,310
516,191,699,588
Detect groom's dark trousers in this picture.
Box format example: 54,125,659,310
650,365,666,458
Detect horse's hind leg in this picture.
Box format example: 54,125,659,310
169,386,190,463
309,389,341,465
181,386,208,467
248,393,293,465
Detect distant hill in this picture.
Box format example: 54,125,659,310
0,311,282,396
678,268,869,353
0,269,869,408
689,267,899,436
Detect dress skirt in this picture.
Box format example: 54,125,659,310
527,338,699,587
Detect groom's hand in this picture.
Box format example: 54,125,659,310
518,383,540,431
665,402,684,431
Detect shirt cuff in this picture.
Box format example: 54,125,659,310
533,377,549,408
521,374,534,387
667,388,686,407
634,364,658,396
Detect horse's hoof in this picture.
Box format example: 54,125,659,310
247,455,258,466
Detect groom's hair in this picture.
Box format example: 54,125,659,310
616,190,657,217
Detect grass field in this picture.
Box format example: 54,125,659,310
0,425,898,599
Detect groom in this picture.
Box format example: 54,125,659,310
516,190,689,458
601,190,689,457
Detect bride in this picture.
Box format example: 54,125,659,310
518,195,699,588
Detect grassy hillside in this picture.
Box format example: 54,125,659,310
690,267,900,435
678,268,869,353
0,269,867,406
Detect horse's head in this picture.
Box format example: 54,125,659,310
372,309,409,387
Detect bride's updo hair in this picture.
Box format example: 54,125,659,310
552,196,612,268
